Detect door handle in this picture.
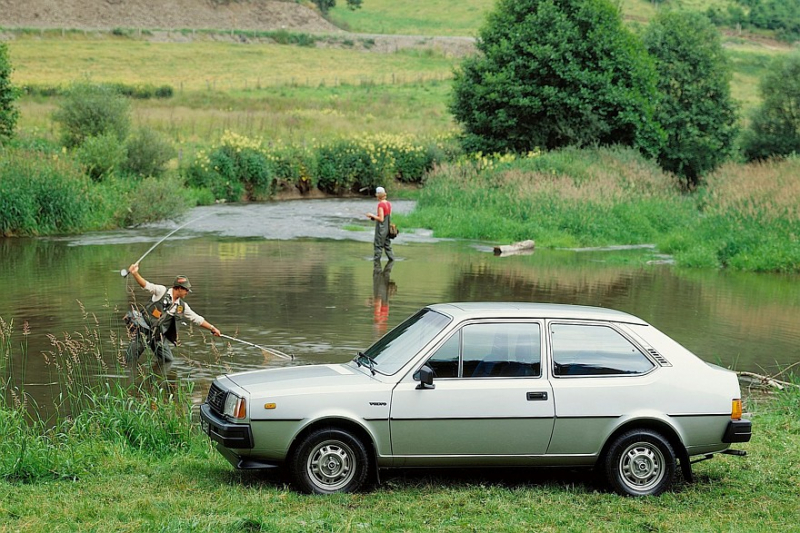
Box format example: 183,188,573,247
526,391,548,401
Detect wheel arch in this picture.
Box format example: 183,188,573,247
287,417,378,477
597,418,690,475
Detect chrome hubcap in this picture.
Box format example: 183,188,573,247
308,441,354,490
619,442,664,491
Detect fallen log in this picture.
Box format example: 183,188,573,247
493,240,535,256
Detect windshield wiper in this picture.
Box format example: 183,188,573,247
353,351,377,375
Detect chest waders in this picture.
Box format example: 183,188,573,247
373,214,395,262
125,292,182,363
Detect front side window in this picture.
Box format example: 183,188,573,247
425,322,541,378
550,323,654,377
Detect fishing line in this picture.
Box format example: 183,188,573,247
219,333,294,360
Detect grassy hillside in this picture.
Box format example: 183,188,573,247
329,0,733,36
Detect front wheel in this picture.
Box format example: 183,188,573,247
603,429,676,496
290,428,370,494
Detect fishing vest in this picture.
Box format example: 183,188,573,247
145,290,184,344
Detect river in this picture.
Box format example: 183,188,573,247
2,199,799,409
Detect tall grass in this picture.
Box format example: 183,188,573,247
405,146,695,247
405,147,800,273
0,313,201,482
661,159,800,272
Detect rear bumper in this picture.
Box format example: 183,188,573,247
200,403,254,449
723,419,752,443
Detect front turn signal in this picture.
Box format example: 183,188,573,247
731,399,743,420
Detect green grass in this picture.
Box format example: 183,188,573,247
400,147,800,273
1,315,799,532
329,0,734,35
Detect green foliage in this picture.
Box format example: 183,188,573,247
21,82,173,99
742,52,800,161
186,133,275,202
449,0,664,157
406,146,691,246
269,144,317,193
0,148,92,236
0,42,19,142
120,176,190,227
74,133,128,181
123,127,177,178
52,82,131,148
746,0,800,41
314,0,362,14
316,139,380,194
316,138,395,193
643,11,739,188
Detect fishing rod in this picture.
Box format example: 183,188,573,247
219,333,294,361
120,214,209,277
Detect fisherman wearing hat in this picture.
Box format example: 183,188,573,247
124,263,221,363
366,186,395,263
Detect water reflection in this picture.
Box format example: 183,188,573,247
372,260,396,336
2,201,800,412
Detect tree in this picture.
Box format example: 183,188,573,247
314,0,362,15
0,42,19,142
449,0,663,157
52,83,130,148
742,52,800,161
643,11,739,188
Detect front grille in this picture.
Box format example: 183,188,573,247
206,383,227,414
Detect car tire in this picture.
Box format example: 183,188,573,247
603,429,676,496
290,427,370,494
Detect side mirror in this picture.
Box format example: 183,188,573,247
416,364,435,390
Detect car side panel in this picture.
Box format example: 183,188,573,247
389,377,555,464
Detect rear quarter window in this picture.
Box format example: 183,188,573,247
550,323,654,376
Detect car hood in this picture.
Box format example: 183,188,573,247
224,363,378,395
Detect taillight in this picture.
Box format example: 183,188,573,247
731,399,743,420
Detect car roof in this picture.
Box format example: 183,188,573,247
427,302,648,325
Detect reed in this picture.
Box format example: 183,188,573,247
0,310,201,482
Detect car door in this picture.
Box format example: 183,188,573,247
545,321,659,456
389,321,554,462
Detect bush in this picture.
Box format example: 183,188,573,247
123,127,176,178
74,133,128,181
742,52,800,161
0,148,92,236
316,138,390,194
269,144,317,193
52,82,131,148
120,175,190,227
0,42,19,142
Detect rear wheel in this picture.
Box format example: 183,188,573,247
604,429,676,496
290,428,370,494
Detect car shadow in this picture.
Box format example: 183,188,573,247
207,464,708,495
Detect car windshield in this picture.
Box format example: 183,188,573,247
358,308,451,375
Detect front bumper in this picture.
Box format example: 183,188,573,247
200,403,254,449
723,419,752,443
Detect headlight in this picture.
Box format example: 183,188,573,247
223,392,247,420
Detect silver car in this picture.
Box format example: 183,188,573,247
200,302,751,496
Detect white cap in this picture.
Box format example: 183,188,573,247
375,186,386,195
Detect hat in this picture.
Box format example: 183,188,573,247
375,186,386,195
173,275,192,292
